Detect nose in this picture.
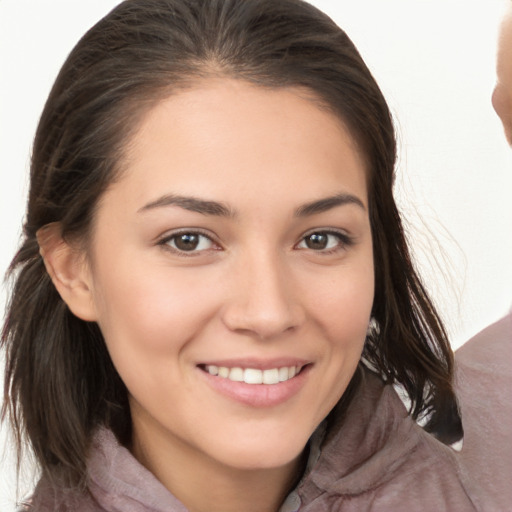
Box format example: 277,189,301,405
221,249,305,340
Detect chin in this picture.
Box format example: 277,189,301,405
205,425,313,472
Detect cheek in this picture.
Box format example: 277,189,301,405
310,257,375,342
328,280,373,357
303,259,374,418
493,86,512,131
295,262,374,417
89,264,222,404
90,259,220,357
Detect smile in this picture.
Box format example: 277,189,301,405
203,365,303,385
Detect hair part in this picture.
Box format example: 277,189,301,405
2,0,460,492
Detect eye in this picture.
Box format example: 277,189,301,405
161,231,216,253
297,231,351,252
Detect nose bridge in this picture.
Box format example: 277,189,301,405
222,245,303,339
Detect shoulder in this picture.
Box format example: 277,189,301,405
455,311,512,418
25,428,189,512
455,312,512,432
298,368,476,511
454,312,512,511
24,480,101,512
456,312,512,369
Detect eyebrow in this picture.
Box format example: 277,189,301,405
294,193,366,217
138,192,365,217
138,194,234,217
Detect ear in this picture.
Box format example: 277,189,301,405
37,223,98,322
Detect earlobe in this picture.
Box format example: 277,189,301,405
37,223,98,322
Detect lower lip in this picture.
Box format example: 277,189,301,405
198,365,311,408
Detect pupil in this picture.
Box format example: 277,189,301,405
175,234,199,251
306,233,327,250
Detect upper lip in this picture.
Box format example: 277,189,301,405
197,358,311,370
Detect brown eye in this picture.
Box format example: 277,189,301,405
297,231,351,252
174,233,200,251
164,232,215,252
305,233,329,250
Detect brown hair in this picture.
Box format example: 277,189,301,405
2,0,460,492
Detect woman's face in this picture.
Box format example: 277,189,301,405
84,79,374,473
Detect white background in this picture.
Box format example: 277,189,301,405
1,0,511,509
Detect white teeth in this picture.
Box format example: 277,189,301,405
229,367,244,382
278,367,289,382
263,368,279,384
244,368,263,384
204,365,302,385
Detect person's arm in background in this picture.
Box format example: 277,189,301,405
455,5,512,511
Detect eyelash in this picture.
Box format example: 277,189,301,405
157,229,354,256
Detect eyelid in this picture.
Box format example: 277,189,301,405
300,227,353,241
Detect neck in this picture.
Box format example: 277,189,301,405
131,418,307,512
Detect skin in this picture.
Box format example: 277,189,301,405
492,4,512,145
44,79,375,512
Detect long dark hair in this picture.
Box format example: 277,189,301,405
2,0,460,492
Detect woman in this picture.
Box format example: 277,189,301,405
1,0,473,510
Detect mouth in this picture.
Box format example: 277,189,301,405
197,361,312,407
199,364,305,385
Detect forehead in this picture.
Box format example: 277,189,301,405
116,79,368,206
